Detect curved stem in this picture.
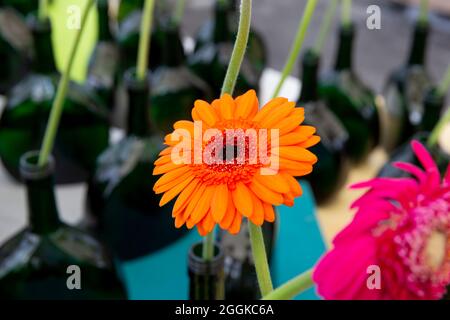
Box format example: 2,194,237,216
38,0,49,22
221,0,252,95
428,106,450,148
202,229,216,261
172,0,186,26
437,63,450,98
249,222,273,296
262,268,314,300
341,0,352,27
272,0,318,98
313,0,338,55
38,0,94,166
137,0,155,81
419,0,429,24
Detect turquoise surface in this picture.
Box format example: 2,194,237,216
118,181,326,300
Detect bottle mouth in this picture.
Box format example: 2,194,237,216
123,67,150,91
20,151,55,180
188,242,224,275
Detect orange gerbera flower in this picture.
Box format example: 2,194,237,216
153,90,320,236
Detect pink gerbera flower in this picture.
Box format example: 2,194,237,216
313,141,450,300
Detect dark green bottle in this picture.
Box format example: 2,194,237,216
382,20,432,152
0,16,110,184
0,7,33,94
117,0,143,23
151,22,212,134
0,151,127,300
319,23,380,162
117,10,163,73
188,242,225,300
194,0,267,80
378,132,449,178
298,50,349,203
188,0,259,97
1,0,38,16
219,221,274,299
416,88,444,133
86,69,188,261
87,0,120,110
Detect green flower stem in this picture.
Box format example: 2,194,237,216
313,0,338,55
428,105,450,148
419,0,429,24
249,222,273,296
38,0,49,22
262,268,314,300
136,0,155,81
272,0,318,98
202,230,216,261
221,0,252,95
172,0,186,26
341,0,352,27
38,0,94,166
437,63,450,98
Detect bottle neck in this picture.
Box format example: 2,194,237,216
407,21,428,66
213,2,232,43
421,88,444,132
162,26,185,67
29,17,57,74
125,71,152,137
299,50,320,103
97,0,113,41
21,154,61,235
335,24,354,71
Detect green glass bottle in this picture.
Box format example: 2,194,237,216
0,7,33,94
86,69,188,261
417,88,444,133
219,221,274,299
117,0,143,23
298,50,349,203
87,0,120,110
0,151,127,300
188,242,225,300
151,22,212,134
188,0,259,97
0,16,110,184
1,0,38,16
194,0,267,80
117,10,163,73
378,132,449,178
319,23,380,162
381,20,432,152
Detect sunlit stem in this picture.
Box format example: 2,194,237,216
38,0,49,22
202,230,216,261
136,0,155,81
341,0,352,27
272,0,318,98
221,0,252,95
38,0,95,166
419,0,429,24
262,268,314,300
313,0,338,55
249,222,274,296
437,63,450,98
428,106,450,148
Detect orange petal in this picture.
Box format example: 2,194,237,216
231,182,254,218
283,192,295,207
175,213,188,228
249,179,283,205
153,161,184,175
211,184,229,223
283,168,313,177
276,108,305,135
218,94,235,120
159,147,173,156
154,170,192,194
219,193,235,229
173,179,200,215
281,173,303,197
279,158,314,171
276,146,318,163
298,135,321,148
190,185,216,224
197,224,207,236
154,154,172,166
263,203,275,222
154,166,192,190
184,184,208,223
235,90,258,119
159,175,195,206
249,192,264,226
259,101,295,128
228,212,242,234
201,212,215,233
253,173,290,194
194,100,219,127
252,97,288,123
